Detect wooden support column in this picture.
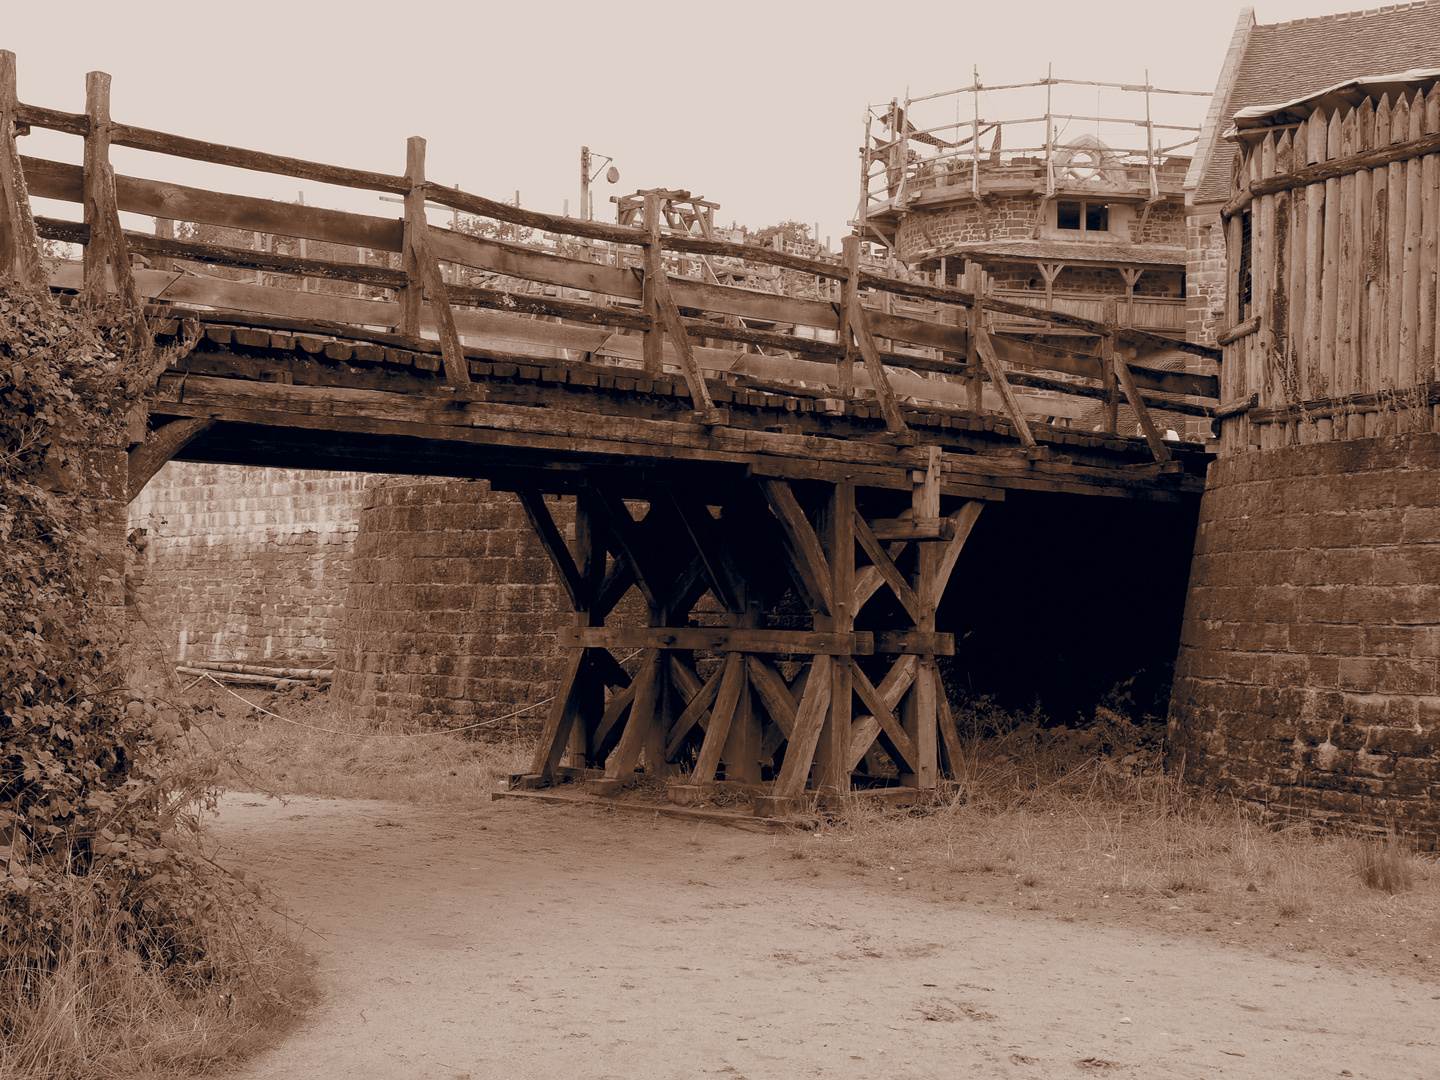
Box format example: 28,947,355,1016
571,492,607,765
1099,297,1120,434
0,51,42,289
837,237,862,398
965,264,983,411
81,71,143,325
641,193,666,377
401,138,467,385
587,649,665,795
901,447,941,789
816,482,855,795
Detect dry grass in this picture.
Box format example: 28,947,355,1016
0,876,313,1080
177,679,536,807
794,722,1438,956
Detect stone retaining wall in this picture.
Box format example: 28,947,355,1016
127,462,367,665
329,479,568,730
1167,434,1440,846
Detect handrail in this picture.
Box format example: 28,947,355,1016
0,52,1217,450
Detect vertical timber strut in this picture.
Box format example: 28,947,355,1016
510,465,984,815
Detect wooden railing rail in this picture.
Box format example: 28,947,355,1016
1,53,1218,449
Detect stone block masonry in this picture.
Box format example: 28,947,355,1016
1168,434,1440,847
330,479,569,731
128,462,368,665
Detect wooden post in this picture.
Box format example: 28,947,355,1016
902,446,942,790
0,51,43,289
965,263,983,411
641,192,665,377
81,71,144,343
82,71,113,300
817,482,855,795
401,137,467,385
838,236,860,398
1099,297,1119,433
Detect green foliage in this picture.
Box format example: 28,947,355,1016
749,219,812,248
0,286,237,992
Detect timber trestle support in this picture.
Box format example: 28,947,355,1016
509,458,983,816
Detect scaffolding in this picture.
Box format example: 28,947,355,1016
856,68,1209,238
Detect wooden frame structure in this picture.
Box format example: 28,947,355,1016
0,55,1222,810
1215,77,1440,452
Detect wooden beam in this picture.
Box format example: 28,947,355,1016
848,301,910,434
664,657,725,760
127,418,214,502
641,194,666,377
745,656,798,739
594,648,664,788
817,482,855,795
850,661,920,775
591,681,638,764
516,489,589,612
651,260,724,424
853,509,921,622
1112,342,1174,462
844,654,919,772
528,648,590,780
589,491,663,616
1215,316,1260,346
669,495,747,614
935,686,967,781
928,501,985,610
867,516,955,541
760,479,834,618
972,326,1037,447
556,626,869,655
689,652,746,784
769,655,834,799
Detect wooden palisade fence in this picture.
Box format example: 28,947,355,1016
1217,77,1440,452
0,56,1220,808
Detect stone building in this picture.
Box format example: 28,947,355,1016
858,78,1197,341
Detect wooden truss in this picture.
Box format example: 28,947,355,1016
510,458,984,813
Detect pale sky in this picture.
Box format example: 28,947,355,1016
4,0,1374,245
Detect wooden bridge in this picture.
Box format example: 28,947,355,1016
0,55,1220,813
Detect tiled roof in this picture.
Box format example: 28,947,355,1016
927,239,1185,268
1194,2,1440,205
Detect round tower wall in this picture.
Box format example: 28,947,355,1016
1167,434,1440,847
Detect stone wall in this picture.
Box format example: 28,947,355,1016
330,479,568,730
895,195,1186,263
127,462,368,665
1167,434,1440,846
1185,208,1227,345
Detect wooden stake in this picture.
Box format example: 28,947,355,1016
0,51,42,288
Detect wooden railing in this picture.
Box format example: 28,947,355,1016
0,53,1218,460
1216,83,1440,453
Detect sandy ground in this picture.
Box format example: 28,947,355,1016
210,792,1439,1080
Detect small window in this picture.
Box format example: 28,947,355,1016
1056,200,1109,233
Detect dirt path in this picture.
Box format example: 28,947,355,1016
212,793,1437,1080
